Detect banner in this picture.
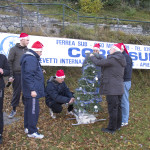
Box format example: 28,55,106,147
0,32,150,69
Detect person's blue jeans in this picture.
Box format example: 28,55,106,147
121,81,131,123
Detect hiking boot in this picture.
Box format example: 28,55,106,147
49,108,56,119
67,111,74,115
101,128,115,134
8,110,16,119
28,132,44,139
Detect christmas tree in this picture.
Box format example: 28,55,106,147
74,53,102,114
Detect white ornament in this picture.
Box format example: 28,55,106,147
81,103,84,106
94,105,98,109
95,76,98,81
79,109,82,113
92,83,94,87
94,105,98,112
93,71,95,73
79,87,82,90
77,97,80,100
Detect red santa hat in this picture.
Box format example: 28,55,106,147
19,33,29,40
119,43,129,55
112,43,123,52
31,41,44,51
93,43,100,51
56,70,65,78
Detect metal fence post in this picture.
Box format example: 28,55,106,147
95,17,97,36
77,12,79,24
36,5,39,24
20,4,23,32
63,4,65,31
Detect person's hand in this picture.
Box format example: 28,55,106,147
31,91,37,97
9,77,14,82
69,98,75,104
42,69,46,74
90,53,94,57
0,68,4,74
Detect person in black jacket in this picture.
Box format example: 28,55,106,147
0,54,10,144
119,43,132,127
20,41,45,139
90,43,126,134
45,70,75,119
8,33,29,119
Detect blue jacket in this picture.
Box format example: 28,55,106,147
123,51,132,82
20,50,45,99
45,76,73,107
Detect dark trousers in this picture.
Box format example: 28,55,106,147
11,73,24,107
49,102,73,113
0,89,4,135
24,97,39,134
106,95,122,131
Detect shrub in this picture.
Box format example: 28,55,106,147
103,0,121,8
79,0,103,13
125,7,136,17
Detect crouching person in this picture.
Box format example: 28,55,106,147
45,70,75,119
20,41,45,139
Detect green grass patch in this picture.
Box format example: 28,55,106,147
1,68,150,149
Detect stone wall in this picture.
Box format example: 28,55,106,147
0,6,149,36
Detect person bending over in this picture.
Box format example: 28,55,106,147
45,70,75,119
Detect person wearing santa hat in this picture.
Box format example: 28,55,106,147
119,43,132,127
45,70,75,119
20,41,45,139
8,33,29,119
90,43,126,134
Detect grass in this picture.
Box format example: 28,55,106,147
0,1,150,149
1,67,150,149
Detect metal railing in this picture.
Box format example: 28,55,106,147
0,3,150,35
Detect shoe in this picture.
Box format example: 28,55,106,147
117,128,121,131
24,128,28,134
28,132,44,139
8,110,16,119
101,128,115,134
24,127,40,134
121,122,128,127
66,111,74,115
49,108,56,119
0,135,2,144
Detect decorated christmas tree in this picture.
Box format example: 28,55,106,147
72,53,104,124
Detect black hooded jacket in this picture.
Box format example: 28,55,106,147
8,43,28,76
0,54,10,90
122,51,132,81
90,51,126,95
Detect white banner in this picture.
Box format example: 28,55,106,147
0,32,150,69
